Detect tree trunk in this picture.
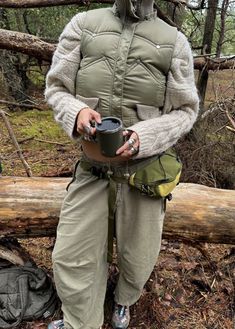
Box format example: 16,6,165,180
0,10,29,101
0,177,234,244
0,28,56,62
197,0,219,107
216,0,229,57
0,0,113,8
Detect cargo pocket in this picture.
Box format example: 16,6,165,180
136,104,162,120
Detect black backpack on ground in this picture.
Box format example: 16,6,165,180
0,259,58,328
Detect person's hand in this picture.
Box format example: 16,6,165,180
76,107,101,136
116,130,140,158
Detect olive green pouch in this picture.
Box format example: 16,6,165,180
128,148,182,198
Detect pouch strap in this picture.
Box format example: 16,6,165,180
108,178,117,263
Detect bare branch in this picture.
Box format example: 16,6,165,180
226,126,235,133
0,245,24,266
226,110,235,130
0,110,32,177
163,0,206,10
35,138,70,146
154,4,181,29
0,0,113,8
0,99,44,111
194,56,235,70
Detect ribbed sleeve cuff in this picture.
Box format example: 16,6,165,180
62,98,88,139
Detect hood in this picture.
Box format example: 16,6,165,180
115,0,155,22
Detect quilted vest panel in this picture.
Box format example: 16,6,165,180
76,7,177,127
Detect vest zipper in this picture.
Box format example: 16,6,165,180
109,22,138,120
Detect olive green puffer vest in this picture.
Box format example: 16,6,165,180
76,7,177,127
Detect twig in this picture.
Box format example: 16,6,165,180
226,110,235,130
18,136,35,144
193,53,216,58
226,126,235,133
0,99,44,111
0,245,24,266
35,138,70,146
0,110,32,177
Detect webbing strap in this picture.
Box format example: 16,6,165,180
107,178,117,263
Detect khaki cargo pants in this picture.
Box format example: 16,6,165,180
52,163,165,329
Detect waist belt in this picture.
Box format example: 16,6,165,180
80,155,159,181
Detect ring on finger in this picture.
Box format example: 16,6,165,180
83,134,91,141
128,138,136,148
130,146,139,154
84,125,91,135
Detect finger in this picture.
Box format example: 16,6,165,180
116,140,130,155
121,144,139,158
84,124,92,135
127,137,136,148
77,121,85,133
91,111,101,124
123,129,132,137
84,124,97,135
120,138,139,156
77,121,92,135
116,133,139,155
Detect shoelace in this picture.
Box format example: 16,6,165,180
117,305,127,317
52,320,64,329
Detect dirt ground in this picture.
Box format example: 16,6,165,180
0,101,234,329
16,237,234,329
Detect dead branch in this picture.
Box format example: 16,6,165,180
18,137,35,144
0,99,44,111
0,178,235,244
226,111,235,129
0,0,113,7
194,53,217,58
154,4,180,29
163,0,206,10
35,138,70,146
194,56,235,70
0,245,24,265
1,29,234,70
0,28,56,62
0,110,32,177
226,126,235,133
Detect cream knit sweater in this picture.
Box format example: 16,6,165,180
45,11,199,160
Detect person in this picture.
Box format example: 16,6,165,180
45,0,199,328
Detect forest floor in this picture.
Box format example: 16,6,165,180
0,71,234,328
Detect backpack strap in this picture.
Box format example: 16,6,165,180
107,177,118,263
0,273,28,328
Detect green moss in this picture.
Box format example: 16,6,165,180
10,109,69,143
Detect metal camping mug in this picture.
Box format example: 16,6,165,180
96,117,123,157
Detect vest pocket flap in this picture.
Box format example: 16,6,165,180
136,104,161,120
76,94,99,111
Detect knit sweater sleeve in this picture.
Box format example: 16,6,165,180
129,31,200,159
45,12,87,138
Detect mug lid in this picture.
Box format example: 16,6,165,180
96,117,122,133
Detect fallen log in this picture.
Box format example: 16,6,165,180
0,177,234,244
0,29,235,70
0,28,56,62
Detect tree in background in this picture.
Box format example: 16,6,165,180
0,0,234,106
0,0,234,188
